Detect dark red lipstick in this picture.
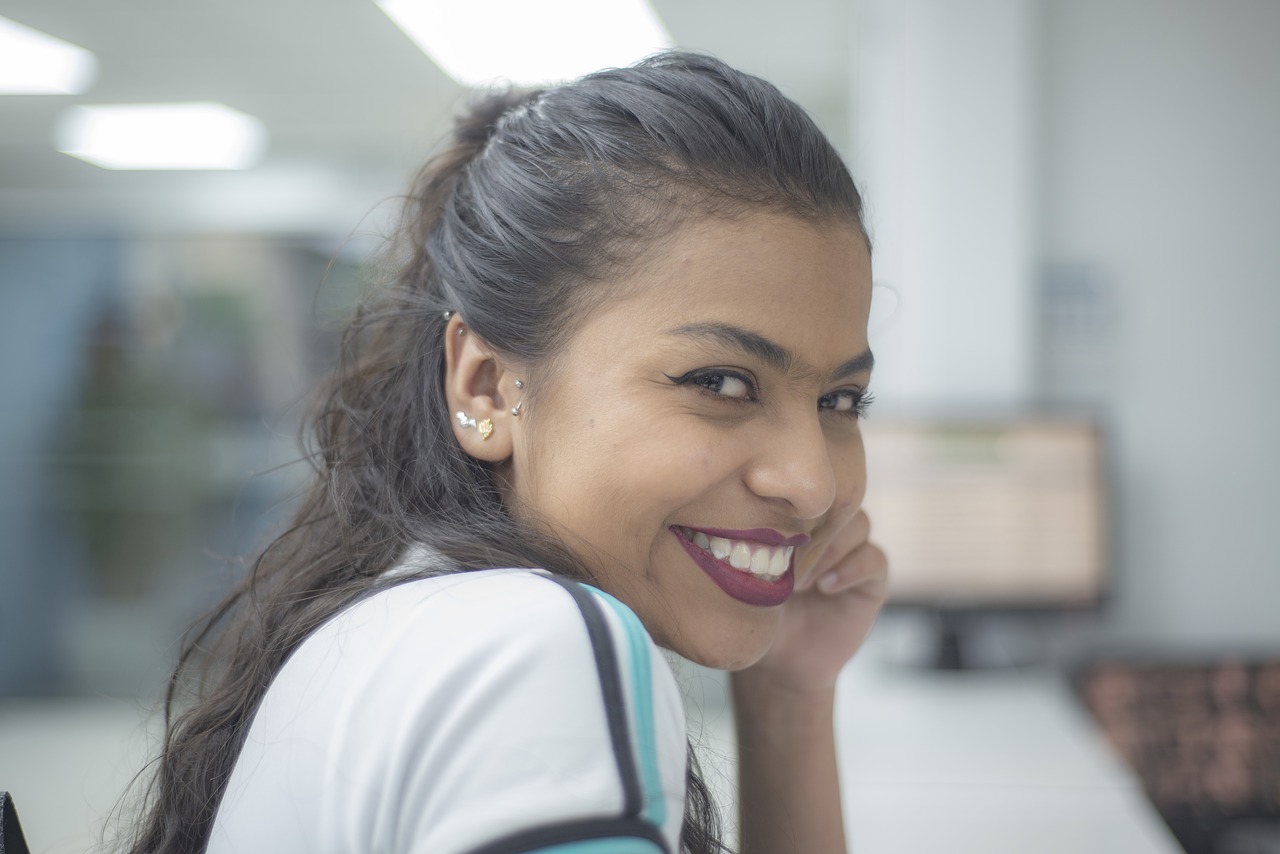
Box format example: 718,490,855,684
670,526,795,607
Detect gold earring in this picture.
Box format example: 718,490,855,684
457,411,494,440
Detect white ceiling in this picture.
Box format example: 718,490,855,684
0,0,854,235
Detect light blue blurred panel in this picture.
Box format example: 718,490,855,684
0,237,119,694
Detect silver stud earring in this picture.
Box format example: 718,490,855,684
455,411,476,430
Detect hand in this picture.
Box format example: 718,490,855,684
741,508,888,693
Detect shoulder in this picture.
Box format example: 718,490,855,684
275,568,645,752
211,569,687,854
328,567,594,652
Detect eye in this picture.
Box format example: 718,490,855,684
820,388,874,419
666,369,759,403
696,372,752,399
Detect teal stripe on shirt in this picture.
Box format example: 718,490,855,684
533,839,665,854
585,587,667,830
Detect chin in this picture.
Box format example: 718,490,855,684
680,634,773,672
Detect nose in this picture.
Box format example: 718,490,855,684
743,410,839,520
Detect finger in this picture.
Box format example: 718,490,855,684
796,508,874,591
817,541,889,598
809,509,872,577
846,508,872,548
795,504,857,575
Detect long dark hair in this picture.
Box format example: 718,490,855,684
123,51,866,854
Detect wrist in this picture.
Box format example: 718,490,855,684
731,672,836,731
732,666,837,705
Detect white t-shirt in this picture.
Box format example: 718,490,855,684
207,568,688,854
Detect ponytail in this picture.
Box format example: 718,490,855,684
394,88,546,294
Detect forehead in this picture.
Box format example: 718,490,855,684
599,211,872,357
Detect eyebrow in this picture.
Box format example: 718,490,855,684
665,322,875,382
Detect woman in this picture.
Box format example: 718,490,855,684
125,51,887,854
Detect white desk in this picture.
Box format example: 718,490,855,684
682,649,1184,854
0,698,161,854
834,659,1184,853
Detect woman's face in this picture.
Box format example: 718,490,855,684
510,211,873,669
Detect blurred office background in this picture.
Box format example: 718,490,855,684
1,1,1277,853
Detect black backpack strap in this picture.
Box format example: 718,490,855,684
0,792,32,854
461,576,672,854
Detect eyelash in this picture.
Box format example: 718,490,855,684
666,368,759,403
666,369,874,419
820,389,876,419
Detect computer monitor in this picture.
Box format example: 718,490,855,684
859,418,1108,667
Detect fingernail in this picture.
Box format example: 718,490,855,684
819,573,839,593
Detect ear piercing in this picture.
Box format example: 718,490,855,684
455,411,494,441
443,311,465,336
511,379,525,417
455,379,526,437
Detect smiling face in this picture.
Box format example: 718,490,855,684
508,211,874,669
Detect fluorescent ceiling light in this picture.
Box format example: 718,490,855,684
376,0,673,87
0,15,97,94
55,103,268,170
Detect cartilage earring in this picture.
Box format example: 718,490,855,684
511,379,526,417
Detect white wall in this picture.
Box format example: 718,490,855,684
854,0,1039,408
1042,0,1280,646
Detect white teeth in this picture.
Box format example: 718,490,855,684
682,528,794,581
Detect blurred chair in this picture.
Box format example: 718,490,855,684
1076,659,1280,854
0,792,32,854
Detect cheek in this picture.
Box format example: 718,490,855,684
516,375,748,545
522,410,691,524
620,435,725,511
833,433,869,514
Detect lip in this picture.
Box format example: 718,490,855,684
671,526,794,608
682,525,811,548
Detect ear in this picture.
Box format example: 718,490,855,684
443,314,520,462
